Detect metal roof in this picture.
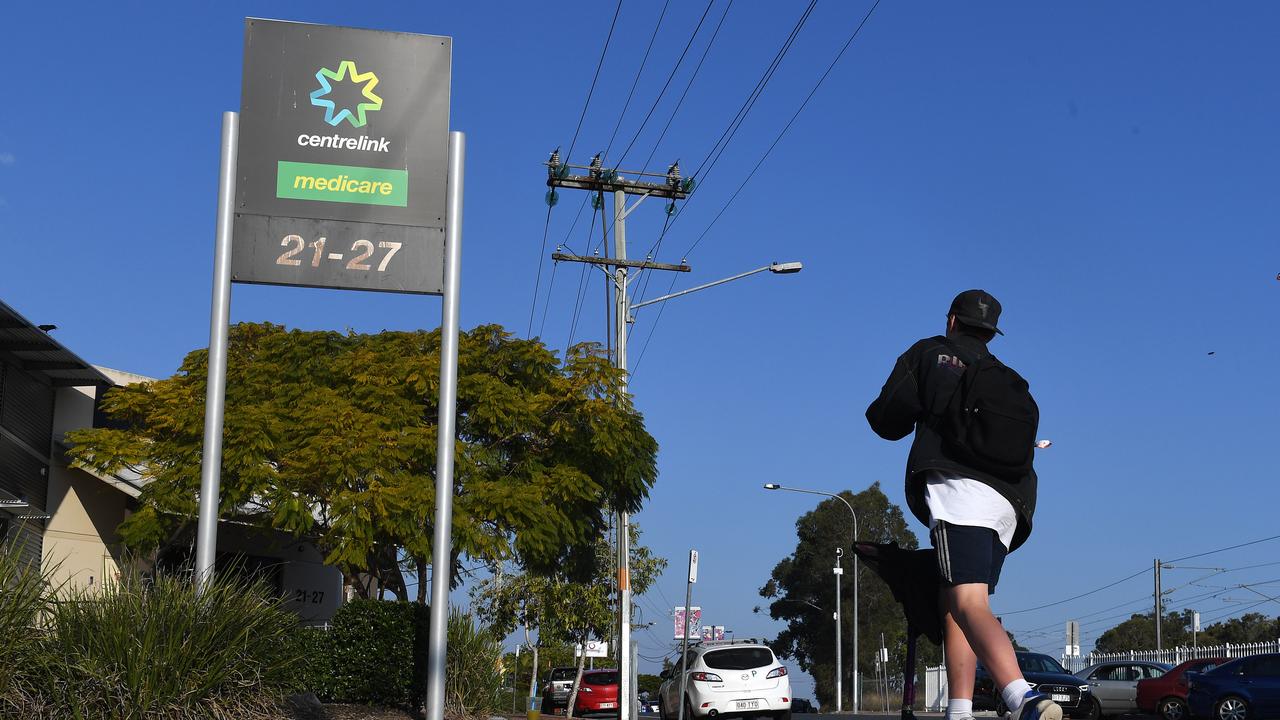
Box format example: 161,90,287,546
0,299,111,387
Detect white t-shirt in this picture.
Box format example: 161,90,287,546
923,469,1017,550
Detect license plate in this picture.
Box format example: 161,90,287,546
600,703,616,709
735,701,760,710
1051,694,1071,703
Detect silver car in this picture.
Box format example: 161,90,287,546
1075,661,1171,717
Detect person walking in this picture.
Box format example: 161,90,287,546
865,289,1057,720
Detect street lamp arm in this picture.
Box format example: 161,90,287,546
630,262,801,310
762,485,858,540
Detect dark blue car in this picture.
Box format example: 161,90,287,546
1186,653,1280,720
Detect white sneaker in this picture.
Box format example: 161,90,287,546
1013,691,1062,720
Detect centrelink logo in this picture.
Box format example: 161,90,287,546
301,60,391,154
310,60,383,128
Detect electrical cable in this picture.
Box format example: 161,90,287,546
527,204,555,337
604,0,672,158
567,0,624,163
997,567,1152,617
1167,532,1280,564
682,0,882,259
565,208,601,352
615,0,718,167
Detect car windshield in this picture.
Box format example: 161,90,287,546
703,648,776,670
1018,654,1068,674
550,669,576,682
583,672,619,685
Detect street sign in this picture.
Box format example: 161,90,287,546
576,640,609,658
232,19,451,294
688,550,699,583
674,606,702,640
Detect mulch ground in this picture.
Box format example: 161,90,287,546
322,705,421,720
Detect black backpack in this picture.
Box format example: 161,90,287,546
934,341,1039,480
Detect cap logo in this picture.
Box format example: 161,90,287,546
977,300,989,318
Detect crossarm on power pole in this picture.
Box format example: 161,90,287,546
552,253,691,273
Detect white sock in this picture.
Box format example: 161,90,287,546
946,698,974,719
1001,679,1034,713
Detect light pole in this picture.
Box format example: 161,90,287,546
763,483,859,712
616,257,800,720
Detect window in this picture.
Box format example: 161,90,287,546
1251,657,1280,677
1019,655,1066,674
702,648,777,671
1142,666,1167,679
584,672,619,686
1094,666,1136,682
551,668,576,682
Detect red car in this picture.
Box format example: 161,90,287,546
572,669,621,717
1136,657,1226,720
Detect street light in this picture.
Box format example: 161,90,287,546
763,483,859,712
629,262,803,311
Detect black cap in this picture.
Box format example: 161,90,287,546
948,289,1004,335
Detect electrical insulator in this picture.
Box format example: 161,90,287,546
589,153,603,178
545,189,559,207
667,161,681,186
682,178,696,193
591,193,602,210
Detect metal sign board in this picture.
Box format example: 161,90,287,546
232,18,450,294
674,606,701,640
576,640,609,658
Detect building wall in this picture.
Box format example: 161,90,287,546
42,383,129,592
0,358,54,568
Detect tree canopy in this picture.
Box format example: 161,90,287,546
758,482,937,709
1094,610,1280,653
68,322,658,596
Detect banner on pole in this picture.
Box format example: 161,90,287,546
674,607,702,640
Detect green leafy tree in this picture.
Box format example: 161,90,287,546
1201,612,1280,645
475,524,667,718
67,323,657,598
758,482,938,710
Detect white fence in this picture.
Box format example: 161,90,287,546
922,640,1280,712
1060,639,1280,673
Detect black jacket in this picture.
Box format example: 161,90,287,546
865,332,1037,551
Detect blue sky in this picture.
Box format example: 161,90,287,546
4,0,1280,694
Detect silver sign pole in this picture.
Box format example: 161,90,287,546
425,130,465,720
194,111,238,592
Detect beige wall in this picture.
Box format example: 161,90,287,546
43,383,129,593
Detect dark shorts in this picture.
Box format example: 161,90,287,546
930,521,1007,591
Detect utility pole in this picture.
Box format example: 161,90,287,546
834,548,844,713
1155,558,1163,651
545,151,691,720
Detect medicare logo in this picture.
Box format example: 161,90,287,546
310,60,383,128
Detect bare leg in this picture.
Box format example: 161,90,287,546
942,599,977,701
943,583,1022,690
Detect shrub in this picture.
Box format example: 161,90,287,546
445,607,503,717
14,572,302,720
0,549,54,706
318,599,430,708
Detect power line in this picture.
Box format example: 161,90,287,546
682,0,882,259
604,0,672,158
998,567,1151,617
532,0,623,341
616,0,718,167
527,204,555,337
567,0,624,162
691,0,817,186
1167,532,1280,564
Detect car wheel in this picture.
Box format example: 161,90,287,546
658,699,668,720
1214,696,1249,720
1159,696,1188,720
1085,696,1103,720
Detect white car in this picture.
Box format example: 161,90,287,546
658,640,792,720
